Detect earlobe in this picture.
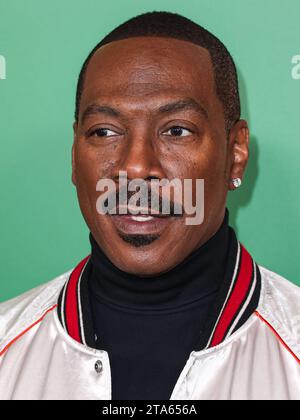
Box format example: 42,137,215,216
228,120,250,191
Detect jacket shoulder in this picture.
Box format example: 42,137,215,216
258,265,300,356
0,270,70,352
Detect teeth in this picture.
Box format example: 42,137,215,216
131,215,154,222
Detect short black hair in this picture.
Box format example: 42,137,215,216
75,11,241,131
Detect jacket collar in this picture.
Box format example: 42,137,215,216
57,230,261,351
200,237,261,349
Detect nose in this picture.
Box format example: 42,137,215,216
114,128,166,181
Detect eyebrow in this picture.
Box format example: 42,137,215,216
81,97,208,124
157,98,208,119
81,104,121,124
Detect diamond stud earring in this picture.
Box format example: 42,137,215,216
231,178,242,189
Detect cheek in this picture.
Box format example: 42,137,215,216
73,144,118,224
75,142,118,188
177,140,227,211
196,133,227,179
172,144,226,186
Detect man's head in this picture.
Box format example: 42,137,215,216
72,11,249,276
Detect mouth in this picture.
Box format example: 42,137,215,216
110,213,175,235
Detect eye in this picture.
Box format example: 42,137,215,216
88,127,119,138
163,126,193,137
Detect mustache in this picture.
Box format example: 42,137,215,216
103,186,183,217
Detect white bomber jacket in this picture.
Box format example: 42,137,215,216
0,239,300,400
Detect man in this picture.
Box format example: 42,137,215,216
0,11,299,400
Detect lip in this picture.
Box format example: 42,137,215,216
113,205,170,218
110,214,174,235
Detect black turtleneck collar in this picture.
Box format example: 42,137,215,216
88,209,230,310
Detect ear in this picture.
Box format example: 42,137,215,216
227,119,249,191
72,121,78,186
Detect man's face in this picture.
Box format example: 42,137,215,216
72,36,249,276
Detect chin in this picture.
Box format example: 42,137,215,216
111,240,173,277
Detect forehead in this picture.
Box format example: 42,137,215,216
81,37,217,113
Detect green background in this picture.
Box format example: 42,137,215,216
0,0,299,301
